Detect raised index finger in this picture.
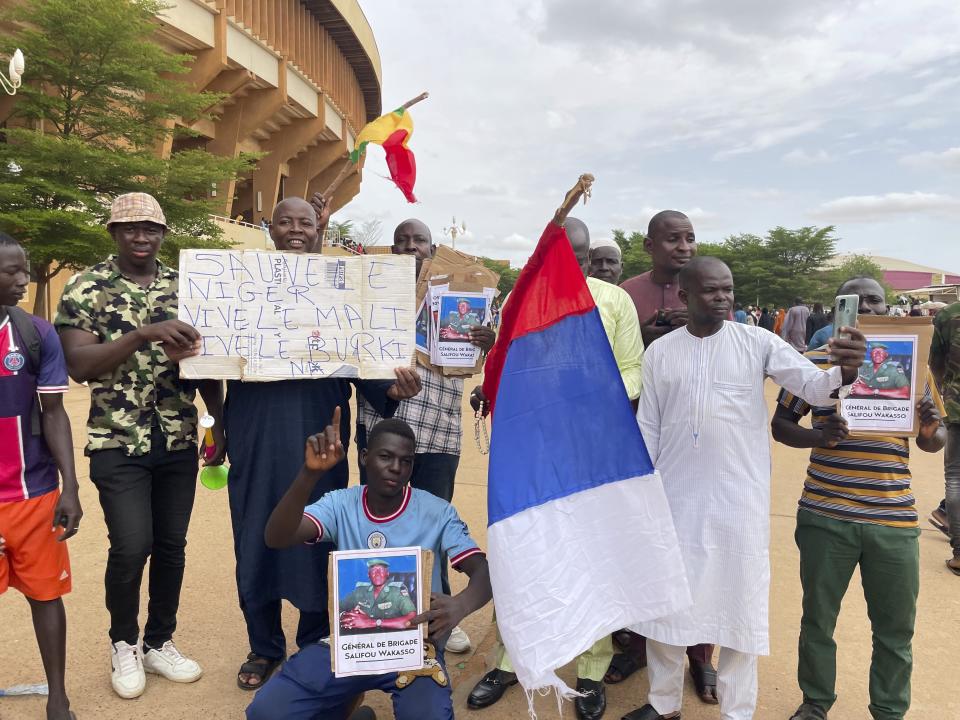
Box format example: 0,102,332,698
330,406,342,446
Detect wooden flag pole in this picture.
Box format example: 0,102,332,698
553,173,595,226
322,91,430,199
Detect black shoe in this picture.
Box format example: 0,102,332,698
348,707,377,720
575,678,606,720
467,669,518,709
789,702,828,720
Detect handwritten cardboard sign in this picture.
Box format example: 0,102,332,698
177,250,416,381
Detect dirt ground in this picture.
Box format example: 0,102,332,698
1,379,957,719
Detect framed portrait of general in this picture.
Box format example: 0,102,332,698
838,315,934,437
328,546,432,677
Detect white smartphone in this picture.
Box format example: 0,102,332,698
833,294,858,339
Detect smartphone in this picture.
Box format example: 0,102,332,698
833,294,858,339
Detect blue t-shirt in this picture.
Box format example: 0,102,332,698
304,485,483,594
0,314,70,502
808,323,833,351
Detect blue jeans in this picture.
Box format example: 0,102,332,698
246,642,452,720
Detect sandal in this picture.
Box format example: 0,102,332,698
604,651,646,684
237,652,282,690
948,557,960,576
689,659,718,704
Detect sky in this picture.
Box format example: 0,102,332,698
337,1,960,272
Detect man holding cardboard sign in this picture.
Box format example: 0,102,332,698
356,219,496,655
185,198,423,691
771,276,945,720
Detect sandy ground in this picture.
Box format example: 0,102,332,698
1,379,958,720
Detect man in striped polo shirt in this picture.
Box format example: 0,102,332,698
771,276,945,720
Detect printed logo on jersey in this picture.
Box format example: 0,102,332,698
3,352,25,372
367,530,386,549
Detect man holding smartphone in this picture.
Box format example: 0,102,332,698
771,276,945,720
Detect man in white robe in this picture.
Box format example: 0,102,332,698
623,258,866,720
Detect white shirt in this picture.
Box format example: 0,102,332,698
632,322,842,654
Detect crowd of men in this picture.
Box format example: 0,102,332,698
0,191,956,720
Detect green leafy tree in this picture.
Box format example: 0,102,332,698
612,229,651,279
326,220,354,245
0,0,255,315
481,258,520,297
825,254,896,303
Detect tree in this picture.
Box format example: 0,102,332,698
481,258,520,298
326,220,354,246
0,0,255,315
613,228,651,279
826,254,896,303
352,218,384,248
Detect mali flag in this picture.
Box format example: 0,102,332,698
481,221,691,696
351,107,417,203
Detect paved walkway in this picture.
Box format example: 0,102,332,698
1,380,956,719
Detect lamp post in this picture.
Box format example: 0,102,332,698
0,49,24,95
443,216,466,250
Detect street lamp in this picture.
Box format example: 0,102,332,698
1,49,24,95
444,216,466,250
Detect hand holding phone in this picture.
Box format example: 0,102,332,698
833,294,858,339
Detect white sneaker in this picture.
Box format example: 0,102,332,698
446,625,471,653
110,641,146,699
143,640,203,683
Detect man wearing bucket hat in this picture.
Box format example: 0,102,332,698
55,192,225,699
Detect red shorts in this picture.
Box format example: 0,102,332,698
0,491,72,601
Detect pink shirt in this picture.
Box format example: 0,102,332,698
620,271,683,325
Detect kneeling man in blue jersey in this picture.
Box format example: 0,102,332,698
247,407,492,720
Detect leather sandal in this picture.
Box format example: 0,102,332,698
237,653,282,690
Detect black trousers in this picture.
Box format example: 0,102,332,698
89,426,197,648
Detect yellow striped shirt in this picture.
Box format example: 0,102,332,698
777,348,918,527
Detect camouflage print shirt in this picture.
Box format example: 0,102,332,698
54,256,198,455
931,301,960,425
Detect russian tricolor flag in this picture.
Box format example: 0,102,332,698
482,222,690,694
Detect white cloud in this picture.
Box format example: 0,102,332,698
545,110,576,130
894,76,960,107
453,232,536,266
905,116,947,131
899,147,960,170
611,207,722,232
715,121,823,160
810,192,960,223
342,1,960,274
782,148,832,166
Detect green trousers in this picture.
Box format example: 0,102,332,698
795,509,919,720
493,621,613,682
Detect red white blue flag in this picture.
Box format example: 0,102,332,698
482,222,690,695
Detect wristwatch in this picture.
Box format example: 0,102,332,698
376,618,382,628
